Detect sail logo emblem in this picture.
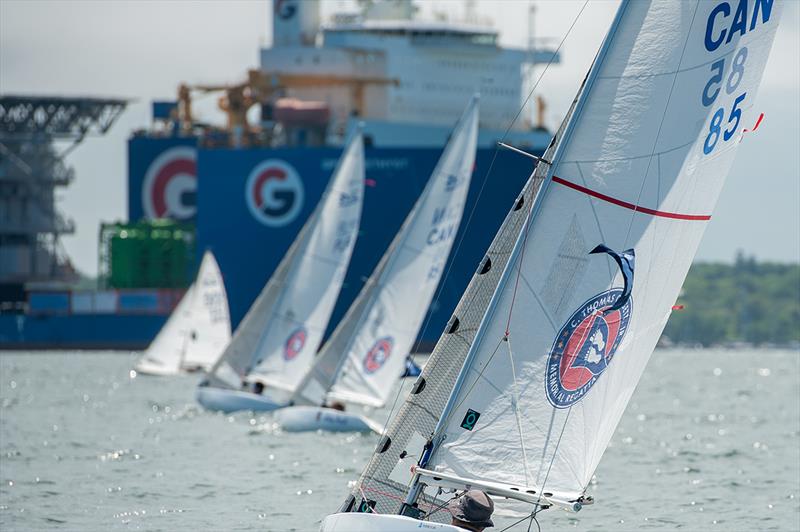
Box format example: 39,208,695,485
284,327,307,361
246,160,305,227
363,337,393,374
142,146,197,221
545,288,632,408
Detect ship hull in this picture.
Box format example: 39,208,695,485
274,406,381,433
0,139,540,350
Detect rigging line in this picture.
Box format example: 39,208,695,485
505,335,531,486
364,0,593,497
527,512,542,532
498,512,537,532
504,169,539,336
423,488,455,520
533,405,573,512
434,336,505,439
502,1,592,337
412,0,590,355
359,486,380,513
621,2,701,248
501,0,590,140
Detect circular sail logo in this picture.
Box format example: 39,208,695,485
142,146,197,220
284,327,307,361
363,337,393,374
246,160,304,227
545,289,632,408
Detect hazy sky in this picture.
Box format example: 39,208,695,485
1,0,798,276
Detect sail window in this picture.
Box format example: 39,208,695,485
479,257,492,275
411,377,426,394
514,196,524,211
446,316,460,334
376,435,392,453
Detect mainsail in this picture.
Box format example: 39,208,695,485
293,97,480,409
135,250,230,375
344,0,783,517
207,131,365,393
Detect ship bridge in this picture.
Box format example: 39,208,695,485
260,0,559,147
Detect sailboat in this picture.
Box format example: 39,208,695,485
275,97,480,434
319,1,783,529
196,129,365,412
133,250,230,376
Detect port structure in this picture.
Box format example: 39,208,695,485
0,95,127,298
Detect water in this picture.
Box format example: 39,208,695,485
1,349,798,531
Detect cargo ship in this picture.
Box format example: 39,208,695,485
0,0,559,350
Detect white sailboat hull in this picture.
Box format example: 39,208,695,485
133,358,178,376
321,513,463,531
196,386,286,413
274,406,382,434
134,357,206,376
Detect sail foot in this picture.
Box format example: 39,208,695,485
412,467,585,513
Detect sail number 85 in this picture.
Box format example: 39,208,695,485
702,46,748,155
704,92,747,155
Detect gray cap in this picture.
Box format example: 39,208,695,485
447,490,494,528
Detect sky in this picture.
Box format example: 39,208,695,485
1,0,798,276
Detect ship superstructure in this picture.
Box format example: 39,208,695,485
261,0,557,147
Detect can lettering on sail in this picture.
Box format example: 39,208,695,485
363,337,393,374
545,288,632,408
284,327,307,361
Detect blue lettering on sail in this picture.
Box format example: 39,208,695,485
706,2,730,52
431,207,446,226
727,0,749,45
427,224,457,246
705,0,775,52
751,0,774,30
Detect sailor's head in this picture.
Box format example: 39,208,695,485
448,490,494,531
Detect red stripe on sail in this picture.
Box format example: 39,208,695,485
552,176,711,221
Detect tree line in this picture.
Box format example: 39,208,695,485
663,254,800,347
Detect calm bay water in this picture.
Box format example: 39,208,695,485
0,349,798,531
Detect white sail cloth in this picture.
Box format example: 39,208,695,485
208,132,365,394
296,97,480,409
428,0,783,501
135,250,230,375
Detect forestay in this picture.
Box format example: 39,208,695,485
427,0,783,505
296,97,479,409
135,250,230,374
207,132,365,393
